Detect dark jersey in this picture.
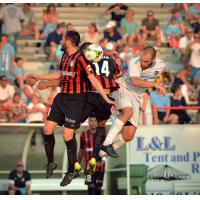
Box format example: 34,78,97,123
88,56,122,92
80,130,105,173
59,51,93,94
8,170,31,188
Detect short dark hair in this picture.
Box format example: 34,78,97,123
14,92,21,97
57,22,66,30
79,42,92,53
141,46,157,59
64,31,80,47
15,57,23,63
171,85,180,94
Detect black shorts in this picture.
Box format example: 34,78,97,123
84,171,104,187
80,92,113,123
47,93,87,129
158,111,166,121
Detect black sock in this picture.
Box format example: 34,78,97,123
43,134,55,164
95,188,101,195
65,136,77,173
88,186,95,195
94,127,106,158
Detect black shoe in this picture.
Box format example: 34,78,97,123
46,162,57,178
100,144,119,158
60,171,79,187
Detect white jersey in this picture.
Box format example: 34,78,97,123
117,56,168,100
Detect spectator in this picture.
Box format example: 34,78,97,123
78,116,105,195
150,89,178,124
8,160,32,195
179,27,193,59
170,85,192,124
27,95,46,149
168,8,185,35
82,22,101,44
99,38,108,50
27,95,46,123
104,20,122,45
20,3,40,40
120,9,143,47
44,22,66,62
13,57,27,89
0,34,15,81
185,32,200,78
104,3,128,27
187,3,200,33
0,75,15,104
3,93,27,123
166,17,181,49
21,84,41,105
0,4,26,49
141,10,161,47
42,3,59,39
197,90,200,124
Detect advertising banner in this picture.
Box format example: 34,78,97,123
129,125,200,194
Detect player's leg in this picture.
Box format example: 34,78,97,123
94,171,104,195
43,94,65,178
60,94,87,186
100,94,139,157
100,87,134,157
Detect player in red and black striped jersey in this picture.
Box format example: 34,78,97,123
25,31,115,187
78,116,105,195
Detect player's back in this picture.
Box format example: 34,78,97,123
89,56,121,91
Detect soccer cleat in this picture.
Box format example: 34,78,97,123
87,157,97,174
46,162,57,178
100,144,119,158
74,162,81,173
60,171,79,187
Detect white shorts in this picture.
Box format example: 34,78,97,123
112,86,141,128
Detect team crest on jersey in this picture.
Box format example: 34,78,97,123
70,61,75,67
87,64,92,72
154,71,159,76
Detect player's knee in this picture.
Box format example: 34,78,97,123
43,125,53,135
123,133,134,142
63,128,74,141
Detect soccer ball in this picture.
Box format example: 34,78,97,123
84,43,103,63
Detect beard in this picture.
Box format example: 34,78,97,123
61,44,67,52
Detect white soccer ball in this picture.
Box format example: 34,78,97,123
84,43,103,63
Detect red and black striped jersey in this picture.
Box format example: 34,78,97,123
80,130,105,172
59,51,93,94
88,56,122,92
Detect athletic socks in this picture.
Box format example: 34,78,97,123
44,134,55,164
65,137,77,173
103,118,124,146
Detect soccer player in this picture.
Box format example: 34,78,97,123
25,31,115,187
99,46,172,158
36,42,123,173
78,116,105,195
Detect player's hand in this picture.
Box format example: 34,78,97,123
37,80,49,90
154,82,166,96
106,97,117,108
24,74,39,86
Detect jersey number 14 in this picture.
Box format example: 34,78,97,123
94,61,110,77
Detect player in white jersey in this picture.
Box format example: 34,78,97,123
100,46,172,158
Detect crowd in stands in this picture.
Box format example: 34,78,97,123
0,3,200,126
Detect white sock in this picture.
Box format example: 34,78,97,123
99,134,125,158
103,118,124,146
